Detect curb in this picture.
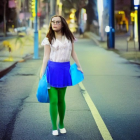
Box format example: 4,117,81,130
0,42,4,51
0,53,34,78
0,51,40,78
0,61,18,78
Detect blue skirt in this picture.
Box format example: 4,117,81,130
46,60,72,88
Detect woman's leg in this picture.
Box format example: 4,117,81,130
48,87,58,130
58,87,67,129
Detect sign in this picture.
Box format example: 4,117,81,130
37,12,41,17
134,0,140,5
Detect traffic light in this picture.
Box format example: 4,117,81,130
29,0,36,20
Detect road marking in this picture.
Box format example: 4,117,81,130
79,82,113,140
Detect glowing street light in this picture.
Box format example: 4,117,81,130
134,0,140,51
97,0,104,41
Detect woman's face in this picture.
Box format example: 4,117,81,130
51,17,63,32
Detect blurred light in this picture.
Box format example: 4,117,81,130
131,12,135,17
70,19,75,23
118,11,124,14
59,2,62,8
30,17,34,21
134,10,138,41
134,7,138,10
130,12,135,21
97,0,103,34
57,0,60,5
134,0,140,5
84,13,87,21
31,0,36,17
70,14,75,19
59,2,62,15
33,13,36,17
69,9,76,19
105,26,110,32
71,9,76,13
97,0,103,13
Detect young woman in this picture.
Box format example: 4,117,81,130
40,15,83,136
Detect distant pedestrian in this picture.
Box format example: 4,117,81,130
40,15,83,136
77,8,85,38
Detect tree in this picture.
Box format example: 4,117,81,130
0,0,8,37
85,0,98,31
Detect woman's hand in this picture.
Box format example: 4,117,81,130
77,67,83,73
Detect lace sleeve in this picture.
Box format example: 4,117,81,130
41,37,50,46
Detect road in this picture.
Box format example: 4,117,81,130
0,38,140,140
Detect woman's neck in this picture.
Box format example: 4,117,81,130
54,30,63,39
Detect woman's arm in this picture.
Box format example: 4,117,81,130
40,45,51,78
71,43,83,73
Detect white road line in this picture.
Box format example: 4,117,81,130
79,82,113,140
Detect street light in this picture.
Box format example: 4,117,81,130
134,0,140,6
134,0,140,51
97,0,104,41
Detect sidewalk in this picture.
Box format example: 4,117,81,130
84,32,140,64
0,32,17,42
0,27,48,78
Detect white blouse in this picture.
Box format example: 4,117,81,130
41,35,72,62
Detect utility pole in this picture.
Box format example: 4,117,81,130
3,0,7,37
108,0,115,49
33,0,39,59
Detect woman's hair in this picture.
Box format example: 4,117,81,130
46,15,75,44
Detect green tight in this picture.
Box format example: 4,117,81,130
48,86,67,130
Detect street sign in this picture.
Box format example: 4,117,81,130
134,0,140,5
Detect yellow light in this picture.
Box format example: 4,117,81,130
32,9,35,12
57,0,60,5
59,2,62,7
131,12,134,17
70,14,75,19
32,13,36,17
118,11,124,14
83,8,86,13
71,9,76,13
31,5,35,8
30,17,34,21
31,0,35,17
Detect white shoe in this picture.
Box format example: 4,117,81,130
52,130,59,136
59,128,66,134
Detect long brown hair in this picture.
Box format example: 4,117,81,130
46,15,75,44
